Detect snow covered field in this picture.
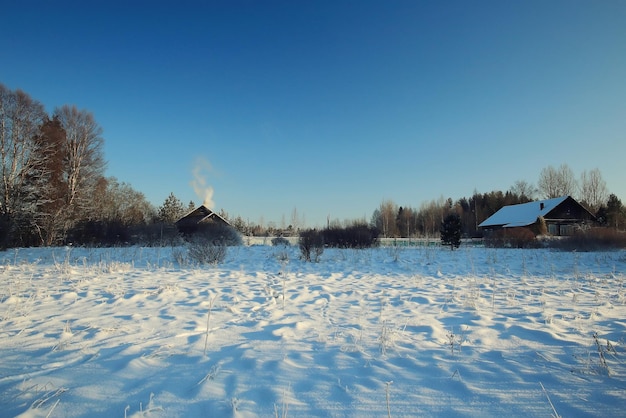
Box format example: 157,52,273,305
1,245,625,417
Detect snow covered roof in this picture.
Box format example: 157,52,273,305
478,196,569,228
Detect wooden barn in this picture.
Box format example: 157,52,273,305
175,205,231,236
479,196,596,236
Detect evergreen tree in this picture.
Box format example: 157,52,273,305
158,193,185,223
440,213,462,250
606,194,625,229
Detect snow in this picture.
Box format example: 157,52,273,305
478,196,568,228
1,245,625,417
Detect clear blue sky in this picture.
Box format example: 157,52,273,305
2,0,625,227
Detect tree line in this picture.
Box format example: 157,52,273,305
0,84,194,248
370,165,625,239
226,163,624,240
2,83,624,248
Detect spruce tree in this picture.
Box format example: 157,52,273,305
440,213,462,250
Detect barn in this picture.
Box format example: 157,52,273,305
479,196,596,236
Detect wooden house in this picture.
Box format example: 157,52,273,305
479,196,596,236
175,205,231,235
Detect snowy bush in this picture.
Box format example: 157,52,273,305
322,223,379,248
552,227,626,251
271,236,290,246
186,236,227,265
299,229,324,262
190,223,243,246
485,228,537,248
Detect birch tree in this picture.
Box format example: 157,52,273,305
0,85,47,246
510,180,537,202
29,117,67,245
53,105,106,220
579,168,608,212
537,164,577,199
371,200,398,238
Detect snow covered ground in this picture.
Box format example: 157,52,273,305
1,245,625,417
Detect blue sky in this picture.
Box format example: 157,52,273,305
2,1,625,227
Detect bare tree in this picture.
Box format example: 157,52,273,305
30,117,68,245
416,197,449,238
0,85,47,246
371,200,398,238
537,164,577,199
579,168,608,212
396,206,413,238
0,87,111,246
94,177,155,225
509,180,537,202
53,105,106,216
291,207,303,232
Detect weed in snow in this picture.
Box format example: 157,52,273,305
385,381,393,418
274,385,291,418
125,392,163,417
204,293,218,356
593,332,618,376
379,320,394,356
445,327,468,355
197,362,223,385
540,382,562,418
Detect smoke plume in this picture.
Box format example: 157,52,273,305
191,157,215,209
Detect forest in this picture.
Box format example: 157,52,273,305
1,84,625,248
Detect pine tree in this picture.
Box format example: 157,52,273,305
440,213,462,250
158,193,185,223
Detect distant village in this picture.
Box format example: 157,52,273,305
1,83,624,250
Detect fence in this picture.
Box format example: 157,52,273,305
243,236,483,247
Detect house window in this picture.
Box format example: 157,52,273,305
548,224,558,235
560,225,574,236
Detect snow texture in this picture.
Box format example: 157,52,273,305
1,245,625,417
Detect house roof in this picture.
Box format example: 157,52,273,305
478,196,569,228
176,205,230,227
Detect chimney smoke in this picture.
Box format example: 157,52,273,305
191,157,215,209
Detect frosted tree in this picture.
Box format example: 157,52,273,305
29,117,68,245
0,85,48,246
54,105,106,211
